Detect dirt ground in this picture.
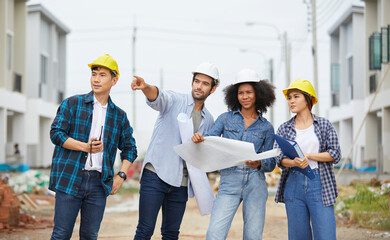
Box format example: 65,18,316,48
1,191,390,240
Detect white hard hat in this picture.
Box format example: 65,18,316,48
192,62,220,86
234,68,260,85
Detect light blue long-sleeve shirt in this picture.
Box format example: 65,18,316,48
141,88,214,187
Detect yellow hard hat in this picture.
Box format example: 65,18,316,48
283,79,318,105
88,54,119,78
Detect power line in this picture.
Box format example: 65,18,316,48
317,0,344,29
72,25,280,41
70,24,327,44
316,0,340,20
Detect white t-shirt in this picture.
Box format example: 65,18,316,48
85,97,107,172
295,124,319,169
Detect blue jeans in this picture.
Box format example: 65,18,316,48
206,165,268,240
284,168,336,240
51,170,107,240
134,169,188,240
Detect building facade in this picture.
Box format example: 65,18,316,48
26,4,69,167
0,1,69,168
328,1,390,174
0,0,28,166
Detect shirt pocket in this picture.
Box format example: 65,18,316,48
223,127,240,139
251,131,266,152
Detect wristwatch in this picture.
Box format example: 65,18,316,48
117,171,127,180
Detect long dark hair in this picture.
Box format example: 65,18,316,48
224,80,275,114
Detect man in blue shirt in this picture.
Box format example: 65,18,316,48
131,62,219,240
50,54,137,240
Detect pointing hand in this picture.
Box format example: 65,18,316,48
131,75,146,90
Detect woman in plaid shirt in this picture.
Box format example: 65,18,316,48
274,79,341,240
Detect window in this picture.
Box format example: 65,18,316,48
369,33,381,70
57,91,64,104
369,74,377,94
40,55,48,84
40,55,48,99
331,63,340,106
13,73,22,93
7,35,12,70
347,56,353,100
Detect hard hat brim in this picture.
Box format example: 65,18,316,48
88,64,119,77
192,71,218,80
234,79,259,85
283,87,318,105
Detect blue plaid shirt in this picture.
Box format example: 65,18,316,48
274,114,341,206
49,91,137,196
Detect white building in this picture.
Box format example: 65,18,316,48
0,0,29,166
328,1,390,174
0,1,69,168
26,4,69,167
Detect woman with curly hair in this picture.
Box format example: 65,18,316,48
274,79,341,240
192,68,276,240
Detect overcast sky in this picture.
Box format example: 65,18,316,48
29,0,360,153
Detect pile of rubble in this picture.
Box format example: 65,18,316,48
0,173,53,231
0,181,20,230
7,170,50,194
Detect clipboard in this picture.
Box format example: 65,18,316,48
273,134,315,180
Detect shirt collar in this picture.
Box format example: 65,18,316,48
93,96,108,109
287,113,319,128
187,92,207,117
232,109,264,122
85,91,112,109
85,91,94,103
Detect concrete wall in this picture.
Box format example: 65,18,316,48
13,0,27,94
383,107,390,173
365,112,378,163
365,0,378,96
0,0,7,88
0,109,5,164
352,13,365,100
26,99,57,167
339,118,353,162
339,23,348,105
26,11,40,99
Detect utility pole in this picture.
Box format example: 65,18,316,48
160,68,164,90
132,23,137,129
284,32,291,119
311,0,319,115
269,59,274,124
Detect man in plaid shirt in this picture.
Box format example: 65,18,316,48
49,54,137,240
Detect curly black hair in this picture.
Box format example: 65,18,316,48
223,80,276,114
